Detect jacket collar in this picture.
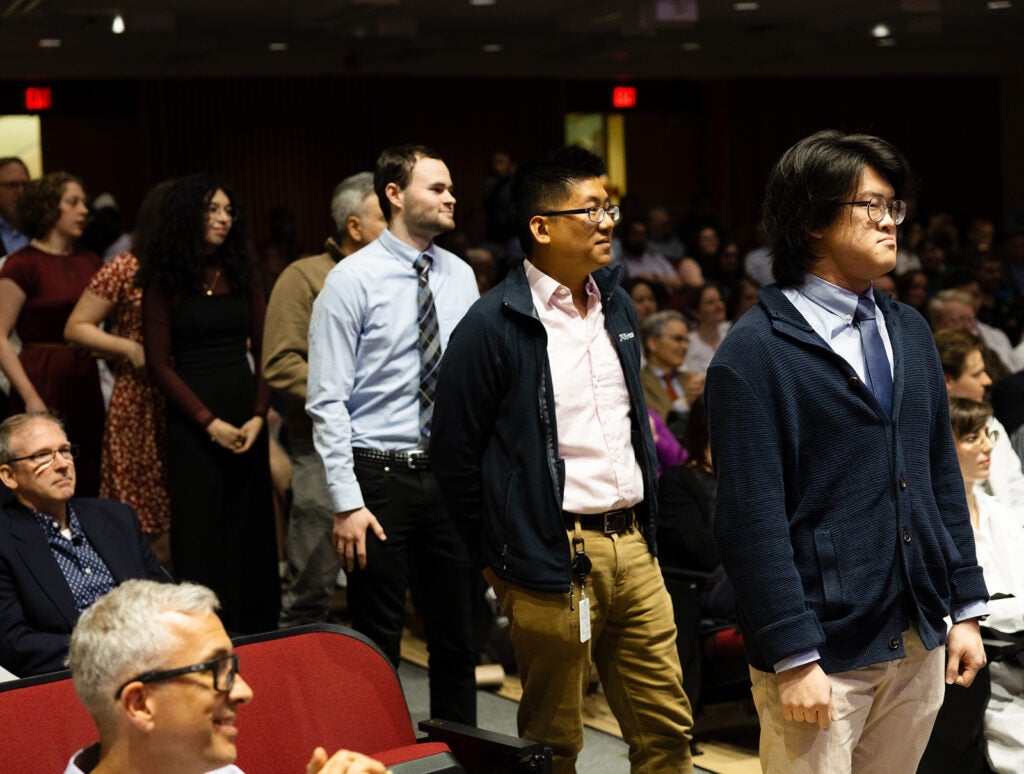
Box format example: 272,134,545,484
758,282,903,348
502,260,623,318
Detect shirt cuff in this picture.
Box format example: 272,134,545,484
774,648,821,674
951,599,989,623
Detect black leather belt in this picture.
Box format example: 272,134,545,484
563,508,635,535
352,447,430,471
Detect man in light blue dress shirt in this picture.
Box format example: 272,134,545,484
307,144,479,724
0,157,29,257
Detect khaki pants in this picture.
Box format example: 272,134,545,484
750,627,945,774
485,526,694,774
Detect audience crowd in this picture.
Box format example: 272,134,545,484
1,144,1024,773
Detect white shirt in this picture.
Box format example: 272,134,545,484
64,744,243,774
972,489,1024,635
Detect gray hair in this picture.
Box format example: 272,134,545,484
927,288,975,328
330,172,375,235
0,412,64,464
68,580,220,731
640,310,687,354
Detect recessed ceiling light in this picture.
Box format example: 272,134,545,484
38,38,62,48
877,37,897,47
871,23,891,38
733,2,759,10
269,42,288,51
482,43,502,53
987,0,1012,8
470,0,496,5
682,42,701,52
112,13,125,34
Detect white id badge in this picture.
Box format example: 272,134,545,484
578,595,591,643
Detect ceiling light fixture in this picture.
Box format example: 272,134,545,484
470,0,497,6
38,38,62,48
681,42,701,52
482,43,502,53
733,2,759,10
112,13,125,34
987,0,1012,8
269,42,288,51
871,23,891,38
877,37,897,47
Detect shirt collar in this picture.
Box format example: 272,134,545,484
378,227,436,267
30,502,80,539
523,259,599,315
794,272,872,338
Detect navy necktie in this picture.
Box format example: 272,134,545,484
414,254,441,444
854,294,893,416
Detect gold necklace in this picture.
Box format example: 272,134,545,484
203,268,222,296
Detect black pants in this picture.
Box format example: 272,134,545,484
348,457,477,725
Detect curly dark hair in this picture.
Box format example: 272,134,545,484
16,171,82,240
135,174,251,297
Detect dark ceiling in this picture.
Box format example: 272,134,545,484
1,0,1022,81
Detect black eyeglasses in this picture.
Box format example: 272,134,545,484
0,444,78,468
114,654,240,699
0,181,28,190
837,196,907,226
539,205,621,224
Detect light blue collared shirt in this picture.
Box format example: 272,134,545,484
775,273,987,673
0,217,28,256
306,228,478,513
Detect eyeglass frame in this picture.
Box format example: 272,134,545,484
958,427,1000,448
0,443,79,468
538,205,621,224
114,653,240,699
0,181,28,190
836,196,907,226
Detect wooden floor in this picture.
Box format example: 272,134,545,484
400,632,762,774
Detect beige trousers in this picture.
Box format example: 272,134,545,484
750,627,945,774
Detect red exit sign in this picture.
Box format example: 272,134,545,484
24,87,53,111
612,86,636,109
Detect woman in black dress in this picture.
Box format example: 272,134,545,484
139,174,279,633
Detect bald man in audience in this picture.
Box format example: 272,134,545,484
0,412,168,677
65,579,385,774
263,172,387,628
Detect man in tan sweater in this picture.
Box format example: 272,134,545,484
263,172,386,627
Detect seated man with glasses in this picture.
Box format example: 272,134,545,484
66,579,386,774
0,411,168,678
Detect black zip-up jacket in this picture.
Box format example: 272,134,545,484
431,261,659,593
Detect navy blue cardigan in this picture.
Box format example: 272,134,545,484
431,262,659,593
706,285,988,674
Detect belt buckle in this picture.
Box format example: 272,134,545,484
406,450,428,470
602,511,618,535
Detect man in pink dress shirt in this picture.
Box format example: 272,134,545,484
432,147,693,773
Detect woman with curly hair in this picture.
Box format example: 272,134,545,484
64,181,174,569
138,174,279,632
0,171,104,495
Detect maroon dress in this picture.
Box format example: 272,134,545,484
0,244,104,496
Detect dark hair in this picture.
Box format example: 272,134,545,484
374,144,442,222
934,329,983,380
0,157,28,176
726,275,759,320
686,282,722,318
135,174,250,297
130,179,175,259
763,130,914,288
948,396,991,440
682,395,710,463
16,171,82,240
511,146,607,255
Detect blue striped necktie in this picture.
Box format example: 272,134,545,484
854,294,893,416
414,254,441,444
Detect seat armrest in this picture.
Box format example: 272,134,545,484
418,719,552,773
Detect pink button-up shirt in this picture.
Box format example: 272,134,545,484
525,260,644,513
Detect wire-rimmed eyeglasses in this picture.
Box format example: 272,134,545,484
539,205,621,224
0,444,78,468
837,196,907,226
114,654,240,699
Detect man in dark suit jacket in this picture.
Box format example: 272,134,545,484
0,412,168,677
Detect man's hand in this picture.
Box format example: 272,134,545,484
333,507,387,572
306,746,387,774
777,661,834,729
235,416,265,454
946,618,987,687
